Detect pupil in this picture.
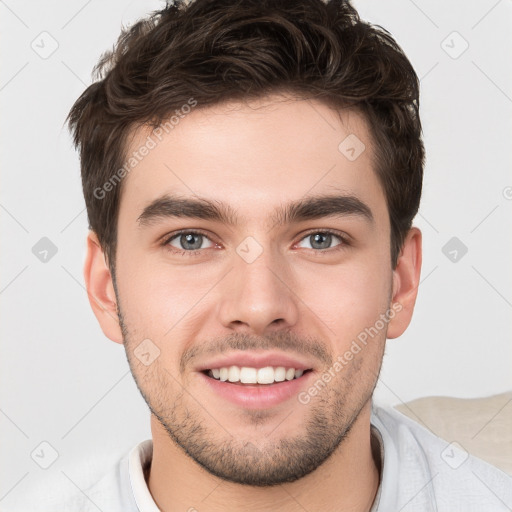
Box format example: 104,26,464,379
311,233,331,250
182,233,202,250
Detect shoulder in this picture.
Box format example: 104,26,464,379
16,443,143,512
371,403,512,512
82,440,152,512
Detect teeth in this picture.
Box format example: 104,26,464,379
206,365,309,384
240,367,257,383
274,367,286,382
257,367,274,384
228,366,240,382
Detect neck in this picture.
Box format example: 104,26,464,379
147,402,380,512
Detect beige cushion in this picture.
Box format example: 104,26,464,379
394,392,512,475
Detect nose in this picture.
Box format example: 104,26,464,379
217,244,300,335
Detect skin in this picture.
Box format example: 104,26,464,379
84,93,422,512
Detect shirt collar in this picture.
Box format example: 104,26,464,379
128,439,161,511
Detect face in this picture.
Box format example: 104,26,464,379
109,94,399,485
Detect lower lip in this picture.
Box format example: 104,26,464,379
198,371,314,409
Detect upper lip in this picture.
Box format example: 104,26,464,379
195,351,317,372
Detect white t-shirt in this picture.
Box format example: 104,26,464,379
17,404,512,511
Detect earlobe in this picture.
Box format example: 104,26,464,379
83,230,124,344
387,227,422,339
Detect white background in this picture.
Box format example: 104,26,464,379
1,0,511,509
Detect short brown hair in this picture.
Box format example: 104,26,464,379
67,0,424,272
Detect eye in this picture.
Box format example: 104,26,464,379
164,230,216,252
296,230,347,251
161,228,349,257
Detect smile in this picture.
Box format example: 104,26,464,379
204,365,313,385
199,366,315,409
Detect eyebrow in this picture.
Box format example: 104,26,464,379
136,193,374,229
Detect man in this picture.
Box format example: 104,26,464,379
60,0,511,510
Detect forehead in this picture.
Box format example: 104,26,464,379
118,94,386,226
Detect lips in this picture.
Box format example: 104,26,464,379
198,368,315,409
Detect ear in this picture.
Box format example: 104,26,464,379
83,230,123,344
387,227,422,339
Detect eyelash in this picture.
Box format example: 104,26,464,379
161,229,351,257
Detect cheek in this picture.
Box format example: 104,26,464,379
296,256,392,342
116,253,216,340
